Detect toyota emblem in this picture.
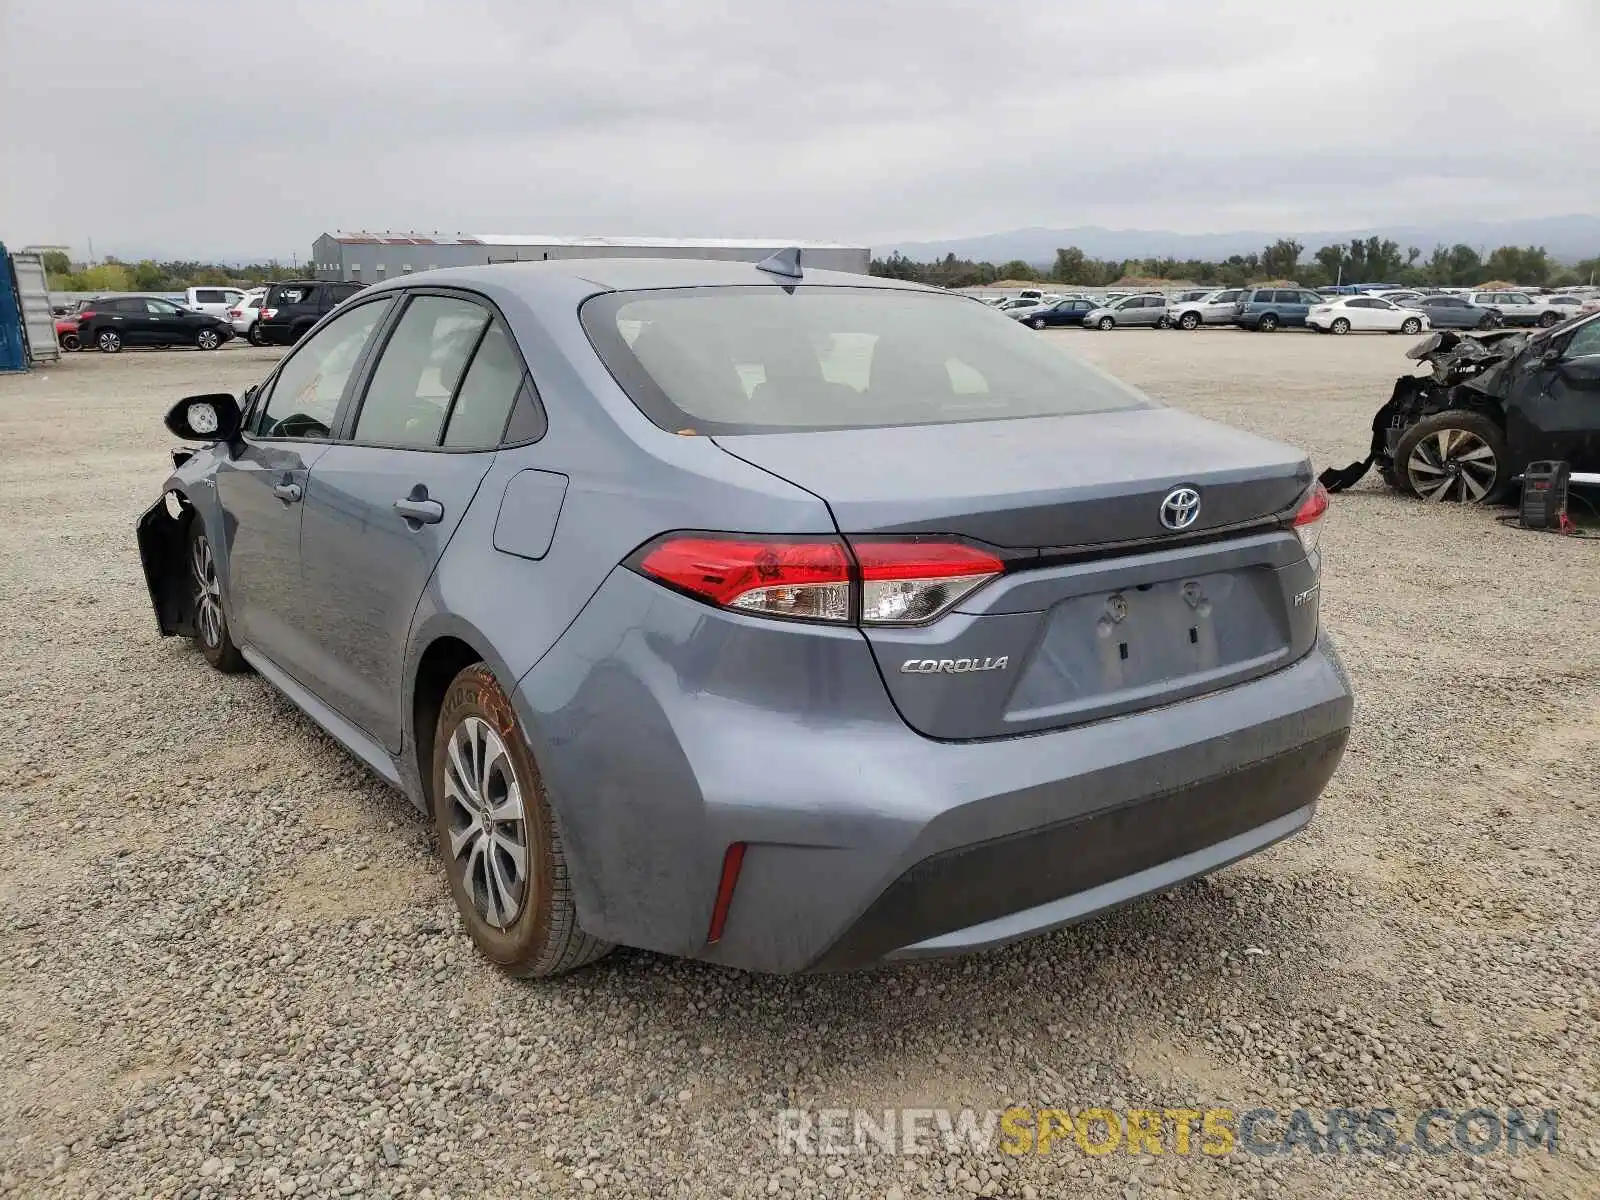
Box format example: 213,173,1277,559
1160,487,1201,531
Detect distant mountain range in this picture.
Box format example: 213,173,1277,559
883,215,1600,266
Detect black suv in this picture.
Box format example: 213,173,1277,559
76,296,233,353
257,279,367,346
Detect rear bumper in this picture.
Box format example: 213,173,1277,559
515,568,1355,973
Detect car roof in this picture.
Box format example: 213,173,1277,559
358,257,932,300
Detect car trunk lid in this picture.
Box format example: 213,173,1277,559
714,409,1320,739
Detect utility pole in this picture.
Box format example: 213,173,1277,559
87,236,95,264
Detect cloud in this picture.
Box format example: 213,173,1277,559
3,0,1597,261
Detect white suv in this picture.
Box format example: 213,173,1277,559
184,286,247,320
1467,291,1564,328
1167,288,1245,330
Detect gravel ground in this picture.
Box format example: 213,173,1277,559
1,332,1596,1200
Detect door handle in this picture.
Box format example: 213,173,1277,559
272,481,303,503
394,496,444,525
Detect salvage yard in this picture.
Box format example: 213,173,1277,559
1,332,1596,1199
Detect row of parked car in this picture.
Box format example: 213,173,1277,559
53,279,367,353
990,286,1600,334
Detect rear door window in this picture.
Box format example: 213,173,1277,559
354,295,488,448
443,318,533,448
255,299,395,439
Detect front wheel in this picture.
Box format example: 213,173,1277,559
188,520,247,671
1029,317,1046,330
97,329,122,353
1401,317,1423,335
1330,318,1351,335
1482,310,1504,328
1178,311,1201,330
59,332,80,351
1538,311,1561,328
1097,316,1115,331
1394,411,1510,504
433,664,614,977
197,328,221,351
1258,313,1279,332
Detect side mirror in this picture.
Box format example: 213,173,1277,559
1556,356,1600,387
165,393,242,441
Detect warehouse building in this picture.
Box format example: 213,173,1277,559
310,233,871,282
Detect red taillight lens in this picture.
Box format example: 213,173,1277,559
261,308,277,320
637,537,852,622
77,309,96,320
706,842,746,944
853,540,1005,624
1291,482,1329,554
630,535,1005,625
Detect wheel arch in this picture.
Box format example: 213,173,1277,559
403,616,530,817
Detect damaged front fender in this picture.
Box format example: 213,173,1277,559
137,491,195,636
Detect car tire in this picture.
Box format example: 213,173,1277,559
1401,317,1423,335
432,664,614,978
96,329,122,353
1029,317,1046,330
1257,313,1279,332
1330,318,1351,335
1538,311,1560,328
197,328,222,351
1178,311,1201,330
187,519,247,672
1097,316,1115,331
1483,310,1504,328
59,332,80,351
1394,410,1511,504
288,323,313,345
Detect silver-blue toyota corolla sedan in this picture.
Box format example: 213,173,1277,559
137,254,1353,976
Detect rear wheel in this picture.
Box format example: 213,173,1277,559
97,329,122,353
1394,411,1510,504
248,324,267,346
197,327,221,351
1401,317,1423,335
1178,311,1201,330
187,520,247,672
1258,313,1279,332
1097,316,1115,331
1330,318,1351,335
432,664,614,977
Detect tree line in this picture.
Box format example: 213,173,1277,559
871,238,1600,291
41,250,306,293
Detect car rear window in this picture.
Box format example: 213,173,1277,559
582,286,1153,435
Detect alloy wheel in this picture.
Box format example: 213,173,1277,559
190,533,224,648
1406,428,1498,503
443,717,530,929
198,329,220,350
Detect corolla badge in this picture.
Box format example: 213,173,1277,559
1160,486,1201,531
900,656,1009,675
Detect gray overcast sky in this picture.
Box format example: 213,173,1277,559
4,1,1598,262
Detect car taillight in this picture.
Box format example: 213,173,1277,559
636,537,853,621
261,308,277,320
227,308,241,318
77,309,96,321
629,535,1005,625
852,540,1005,624
1291,482,1329,555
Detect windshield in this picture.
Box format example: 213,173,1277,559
582,285,1153,435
